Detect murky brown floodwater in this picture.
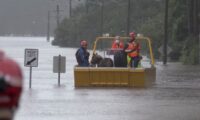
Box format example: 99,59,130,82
0,37,200,120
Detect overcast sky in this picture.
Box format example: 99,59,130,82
0,0,83,36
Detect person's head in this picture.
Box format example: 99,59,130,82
115,36,120,44
80,40,88,49
129,32,136,42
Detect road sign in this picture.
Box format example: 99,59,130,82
53,55,66,86
24,49,39,67
53,55,66,73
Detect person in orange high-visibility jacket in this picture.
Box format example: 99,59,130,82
0,50,23,120
111,36,124,49
124,32,141,68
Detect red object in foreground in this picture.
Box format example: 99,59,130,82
0,50,23,109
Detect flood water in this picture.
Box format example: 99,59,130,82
0,37,200,120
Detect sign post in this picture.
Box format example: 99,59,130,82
29,66,32,89
24,49,39,89
58,55,61,86
53,55,66,86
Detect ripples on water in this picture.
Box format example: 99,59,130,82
0,37,200,120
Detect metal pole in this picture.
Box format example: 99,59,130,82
69,0,72,17
163,0,169,65
47,11,50,42
126,0,131,36
199,33,200,63
58,55,61,86
100,0,104,36
194,0,199,64
56,4,60,27
29,66,32,89
99,0,104,50
86,0,89,14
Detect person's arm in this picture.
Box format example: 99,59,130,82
124,43,136,53
80,49,89,65
85,51,90,61
77,49,84,63
124,42,137,53
123,43,128,50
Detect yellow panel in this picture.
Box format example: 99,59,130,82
120,71,129,86
89,68,130,87
90,70,100,86
74,67,156,87
114,71,121,85
74,67,90,87
145,67,156,86
129,68,145,87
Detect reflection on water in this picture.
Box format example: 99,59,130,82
0,37,200,120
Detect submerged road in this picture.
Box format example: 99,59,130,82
0,37,200,120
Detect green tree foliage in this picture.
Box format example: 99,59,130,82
53,0,199,64
167,0,188,61
53,0,164,49
169,0,199,64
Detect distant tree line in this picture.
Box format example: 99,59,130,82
52,0,199,64
168,0,199,64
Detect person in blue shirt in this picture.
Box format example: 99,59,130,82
75,40,90,67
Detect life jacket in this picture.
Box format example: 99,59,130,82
111,41,124,49
127,42,140,57
75,48,82,65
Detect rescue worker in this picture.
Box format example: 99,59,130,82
124,32,141,68
111,36,124,49
0,50,23,120
75,40,90,67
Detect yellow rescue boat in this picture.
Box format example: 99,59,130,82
74,36,156,87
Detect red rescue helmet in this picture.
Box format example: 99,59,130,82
80,40,88,47
0,50,23,109
129,32,136,38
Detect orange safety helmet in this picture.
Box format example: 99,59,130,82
80,40,88,47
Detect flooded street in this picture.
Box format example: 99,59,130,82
0,37,200,120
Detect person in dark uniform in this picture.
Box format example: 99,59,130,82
75,40,90,67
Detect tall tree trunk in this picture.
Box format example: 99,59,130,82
193,0,199,63
188,0,194,34
186,0,199,64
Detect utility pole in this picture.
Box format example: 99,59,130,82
69,0,72,17
99,0,104,50
47,11,50,42
196,0,200,64
86,0,89,14
194,0,199,63
126,0,131,36
192,0,199,63
163,0,169,65
56,4,60,27
100,0,104,37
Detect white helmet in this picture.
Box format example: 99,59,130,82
115,36,120,40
